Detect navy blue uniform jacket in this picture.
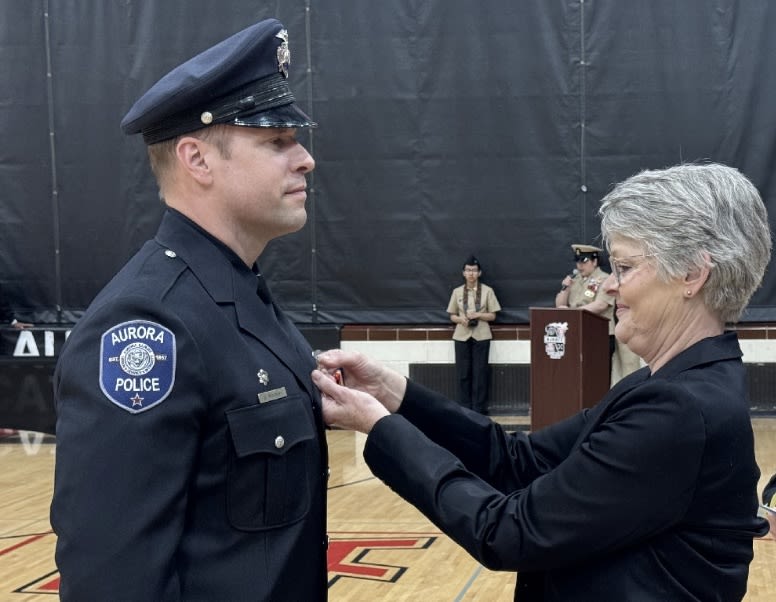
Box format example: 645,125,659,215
364,332,767,601
51,210,328,601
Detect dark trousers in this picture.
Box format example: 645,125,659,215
454,338,491,414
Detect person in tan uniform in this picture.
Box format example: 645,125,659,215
611,333,642,385
447,255,501,414
555,244,616,373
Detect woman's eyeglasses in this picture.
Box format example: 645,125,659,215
610,253,659,285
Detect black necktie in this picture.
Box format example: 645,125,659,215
256,273,273,305
256,274,310,359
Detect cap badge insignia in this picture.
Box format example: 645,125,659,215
276,29,291,78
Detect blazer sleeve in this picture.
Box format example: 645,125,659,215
366,379,706,572
397,380,589,496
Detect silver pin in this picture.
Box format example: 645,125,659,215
257,369,269,386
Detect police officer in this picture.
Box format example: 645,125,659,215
555,243,616,367
51,19,329,601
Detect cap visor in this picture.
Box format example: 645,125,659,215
233,103,317,128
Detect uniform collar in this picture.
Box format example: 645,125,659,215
153,209,317,397
154,208,256,304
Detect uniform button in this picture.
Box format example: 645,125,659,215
327,467,331,479
274,436,285,449
164,249,177,258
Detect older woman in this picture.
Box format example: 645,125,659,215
314,163,771,601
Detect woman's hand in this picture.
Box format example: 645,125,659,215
313,349,406,413
312,369,390,433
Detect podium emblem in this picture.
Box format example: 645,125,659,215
543,321,568,359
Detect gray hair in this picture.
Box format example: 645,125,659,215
599,162,772,323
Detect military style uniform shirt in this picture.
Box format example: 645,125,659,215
362,333,767,601
447,283,501,341
51,209,329,601
566,266,614,334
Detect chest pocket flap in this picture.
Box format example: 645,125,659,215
227,395,315,457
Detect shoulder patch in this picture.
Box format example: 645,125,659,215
100,320,176,413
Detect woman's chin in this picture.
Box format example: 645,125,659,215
614,324,633,346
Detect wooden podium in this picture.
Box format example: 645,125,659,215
529,307,610,431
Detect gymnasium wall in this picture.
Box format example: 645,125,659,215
1,1,775,325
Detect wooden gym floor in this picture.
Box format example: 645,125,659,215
1,418,774,600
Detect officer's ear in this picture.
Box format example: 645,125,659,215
175,136,213,185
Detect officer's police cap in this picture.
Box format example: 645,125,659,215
571,244,602,261
120,18,316,145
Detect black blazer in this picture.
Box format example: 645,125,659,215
365,332,767,601
51,210,328,601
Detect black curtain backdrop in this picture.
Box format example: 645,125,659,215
1,0,775,326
